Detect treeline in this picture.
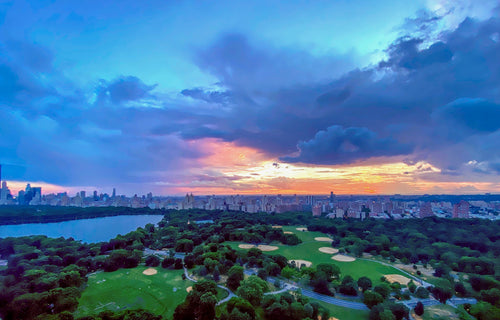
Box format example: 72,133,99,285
0,205,164,225
1,208,500,320
0,210,305,319
306,217,499,276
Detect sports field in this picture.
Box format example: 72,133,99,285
228,226,413,283
76,267,192,319
311,298,369,320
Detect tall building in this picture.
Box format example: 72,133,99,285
112,188,116,198
419,202,434,218
312,205,322,217
0,164,2,188
453,200,470,218
0,181,10,203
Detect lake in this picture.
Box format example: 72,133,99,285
0,215,164,243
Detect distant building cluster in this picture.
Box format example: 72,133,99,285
1,164,499,220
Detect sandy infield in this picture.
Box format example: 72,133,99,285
186,286,192,292
272,225,283,228
319,247,339,254
385,274,412,285
142,268,158,275
283,231,293,234
315,237,333,242
257,245,279,251
290,259,312,267
238,244,256,249
331,255,356,262
296,227,308,231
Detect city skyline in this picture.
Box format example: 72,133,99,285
1,1,500,196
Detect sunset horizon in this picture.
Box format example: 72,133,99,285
1,0,500,197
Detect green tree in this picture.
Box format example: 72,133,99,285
414,301,424,316
364,290,384,308
145,255,160,267
317,263,341,280
358,276,373,292
374,283,391,299
227,266,244,291
415,286,429,299
236,276,268,306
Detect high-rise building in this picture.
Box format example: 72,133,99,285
312,205,322,217
329,191,335,202
419,202,434,218
453,200,470,218
0,164,2,189
112,188,116,198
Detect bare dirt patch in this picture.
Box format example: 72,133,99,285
296,227,308,231
394,263,435,278
331,255,356,262
272,225,283,228
257,245,279,251
142,268,158,276
283,231,293,234
315,237,333,242
238,244,256,249
319,247,339,254
289,259,312,267
385,274,412,285
318,316,340,320
186,286,192,293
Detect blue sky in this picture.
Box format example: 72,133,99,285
2,0,424,90
1,0,500,195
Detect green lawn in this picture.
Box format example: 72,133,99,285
228,226,413,283
311,298,369,320
76,267,193,319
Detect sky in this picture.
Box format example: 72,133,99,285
1,0,500,196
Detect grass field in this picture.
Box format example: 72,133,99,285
414,304,460,320
228,226,413,283
311,298,369,320
76,267,193,319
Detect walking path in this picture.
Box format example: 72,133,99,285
183,266,236,306
358,257,432,287
181,255,475,312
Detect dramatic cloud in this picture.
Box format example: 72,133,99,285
282,126,413,165
1,2,500,194
180,12,500,180
100,76,157,105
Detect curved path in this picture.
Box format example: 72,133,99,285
261,275,368,310
301,288,369,310
358,257,432,287
183,266,236,306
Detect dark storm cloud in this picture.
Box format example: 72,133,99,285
432,98,500,133
104,76,157,104
281,126,413,165
380,39,453,69
181,14,500,174
2,7,500,190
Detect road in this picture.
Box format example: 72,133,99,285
175,251,475,313
259,273,369,310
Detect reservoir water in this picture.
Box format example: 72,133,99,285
0,215,164,243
